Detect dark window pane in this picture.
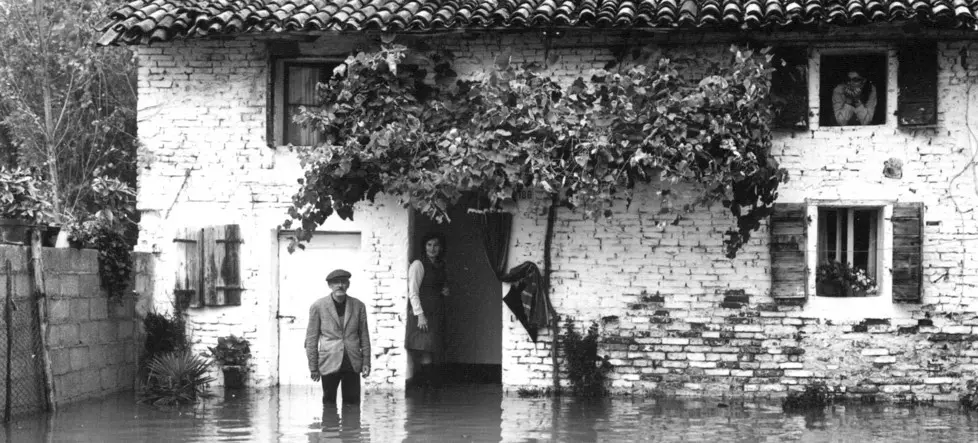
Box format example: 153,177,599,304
819,54,887,127
285,65,324,146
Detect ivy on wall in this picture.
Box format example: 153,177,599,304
282,42,788,258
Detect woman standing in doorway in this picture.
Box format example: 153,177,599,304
405,232,450,387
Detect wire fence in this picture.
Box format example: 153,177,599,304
0,259,47,421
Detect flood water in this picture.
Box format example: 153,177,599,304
3,385,977,442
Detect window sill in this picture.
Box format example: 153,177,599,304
808,123,894,133
802,294,914,321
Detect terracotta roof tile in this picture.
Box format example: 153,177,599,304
97,0,978,44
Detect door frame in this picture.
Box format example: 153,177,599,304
273,229,362,386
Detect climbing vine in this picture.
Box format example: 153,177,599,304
282,43,788,258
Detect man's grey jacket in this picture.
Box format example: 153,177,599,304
304,295,371,375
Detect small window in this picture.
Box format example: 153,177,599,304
270,59,339,147
819,53,887,127
815,207,881,297
284,63,329,146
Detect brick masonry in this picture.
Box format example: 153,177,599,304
0,245,153,407
135,31,978,401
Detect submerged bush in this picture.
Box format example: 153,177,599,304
783,382,832,411
561,318,613,397
961,380,978,410
516,387,552,398
143,311,188,353
139,350,214,406
141,311,188,370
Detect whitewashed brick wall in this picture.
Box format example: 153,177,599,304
137,32,978,400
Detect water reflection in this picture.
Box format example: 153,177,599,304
0,385,977,442
309,403,365,442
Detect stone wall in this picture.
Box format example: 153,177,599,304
0,245,153,407
136,30,978,400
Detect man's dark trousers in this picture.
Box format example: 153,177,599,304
322,370,360,405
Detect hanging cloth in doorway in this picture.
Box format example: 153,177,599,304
476,211,512,279
500,261,551,342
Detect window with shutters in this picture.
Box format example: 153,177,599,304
818,52,888,127
769,202,924,313
270,58,340,147
806,44,938,130
815,207,882,297
173,224,244,308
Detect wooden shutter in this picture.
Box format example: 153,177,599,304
203,225,243,306
770,203,809,304
892,203,924,303
897,43,938,127
173,227,202,309
174,224,243,308
771,47,809,129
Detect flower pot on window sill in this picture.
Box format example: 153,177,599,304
816,281,845,297
222,366,247,389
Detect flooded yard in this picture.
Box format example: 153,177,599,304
3,385,977,442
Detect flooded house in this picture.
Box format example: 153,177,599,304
98,0,978,401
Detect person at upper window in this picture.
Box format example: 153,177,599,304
832,70,877,125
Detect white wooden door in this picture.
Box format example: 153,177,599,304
277,232,362,386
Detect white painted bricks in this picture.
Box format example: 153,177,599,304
136,34,978,399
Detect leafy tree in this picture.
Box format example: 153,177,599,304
283,43,787,258
0,0,137,218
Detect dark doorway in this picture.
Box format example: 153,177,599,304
409,203,503,385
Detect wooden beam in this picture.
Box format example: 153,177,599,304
29,231,55,412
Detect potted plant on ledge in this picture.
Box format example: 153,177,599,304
0,166,58,245
206,335,252,389
816,261,878,297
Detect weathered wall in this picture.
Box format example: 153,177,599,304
134,39,409,388
0,245,153,408
136,31,978,399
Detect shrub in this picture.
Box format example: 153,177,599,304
0,166,56,223
561,318,613,397
141,311,188,372
516,387,552,398
65,177,136,299
961,379,978,410
783,381,832,411
139,350,214,406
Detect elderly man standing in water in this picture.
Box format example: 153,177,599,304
305,269,371,405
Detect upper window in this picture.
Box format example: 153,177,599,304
284,63,329,146
819,53,887,127
271,58,338,147
770,43,937,130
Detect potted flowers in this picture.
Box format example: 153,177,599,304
206,335,252,389
816,261,878,297
0,166,58,245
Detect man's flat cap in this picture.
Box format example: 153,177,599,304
326,269,352,281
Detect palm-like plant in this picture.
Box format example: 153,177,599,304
140,350,215,406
